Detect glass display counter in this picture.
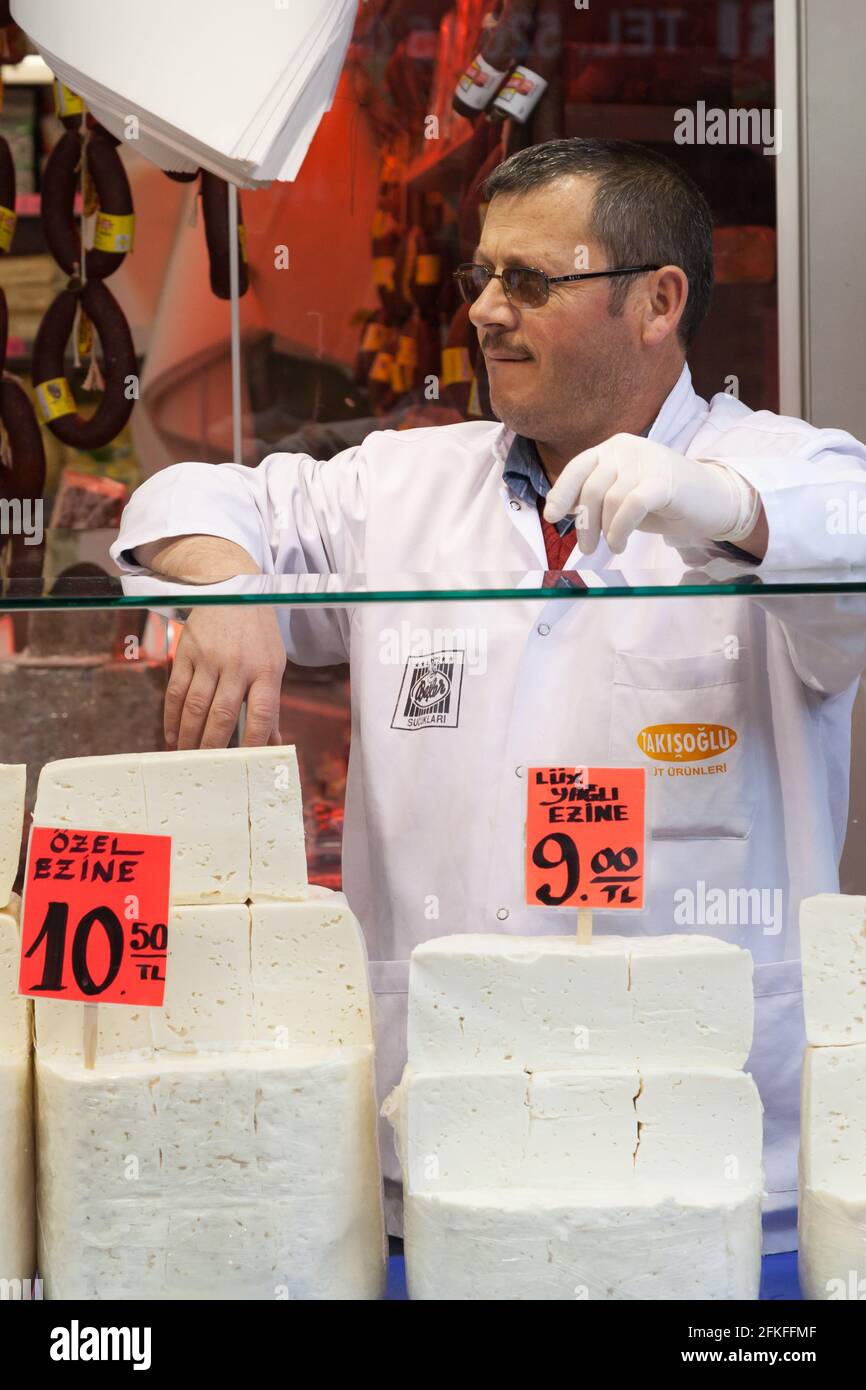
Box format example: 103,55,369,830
0,568,864,1303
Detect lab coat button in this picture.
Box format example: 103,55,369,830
509,499,521,510
537,622,551,636
515,765,524,777
496,907,509,921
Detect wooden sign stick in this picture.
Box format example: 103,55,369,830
577,909,593,944
83,1004,98,1070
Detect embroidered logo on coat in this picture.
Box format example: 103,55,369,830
391,651,465,730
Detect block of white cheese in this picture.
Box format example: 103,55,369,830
36,1047,386,1300
800,1045,866,1193
140,751,250,903
0,896,29,1053
0,1054,35,1286
0,897,35,1285
387,1066,762,1195
0,763,26,908
799,1044,866,1300
251,892,373,1047
404,1188,762,1300
35,890,372,1058
799,1188,866,1300
245,747,307,900
408,934,753,1072
33,746,307,904
800,894,866,1046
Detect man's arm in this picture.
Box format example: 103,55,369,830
134,536,262,583
113,448,366,748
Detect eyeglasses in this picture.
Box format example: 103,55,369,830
454,262,661,309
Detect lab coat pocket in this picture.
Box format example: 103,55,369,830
609,648,756,839
368,959,411,1188
747,958,805,1254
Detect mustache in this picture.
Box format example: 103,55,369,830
481,336,533,356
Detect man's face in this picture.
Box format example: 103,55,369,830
469,176,645,455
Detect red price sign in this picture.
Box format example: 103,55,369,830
526,766,646,910
18,827,172,1006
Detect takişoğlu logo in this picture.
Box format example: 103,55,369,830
637,723,737,762
674,102,782,156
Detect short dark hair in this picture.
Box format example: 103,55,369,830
482,137,714,350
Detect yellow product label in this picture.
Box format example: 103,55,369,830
54,81,85,117
36,377,77,423
396,334,417,368
238,222,248,263
92,211,135,254
76,309,93,359
0,205,16,253
369,350,394,384
414,253,441,286
467,372,481,417
441,346,471,387
361,321,389,353
372,256,395,290
636,723,738,763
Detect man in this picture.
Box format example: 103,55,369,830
112,139,866,1251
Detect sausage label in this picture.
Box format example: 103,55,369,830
238,223,248,263
441,346,472,386
0,206,16,253
53,82,85,117
373,256,396,289
415,254,442,286
36,377,77,423
93,212,135,254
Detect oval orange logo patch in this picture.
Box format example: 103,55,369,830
636,723,737,762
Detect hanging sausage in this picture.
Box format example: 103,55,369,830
41,127,134,280
32,278,137,450
200,170,249,300
0,134,17,255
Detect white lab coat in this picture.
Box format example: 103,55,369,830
112,365,866,1253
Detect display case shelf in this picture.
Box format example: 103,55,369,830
1,566,866,609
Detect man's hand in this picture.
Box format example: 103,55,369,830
544,434,766,558
165,605,287,750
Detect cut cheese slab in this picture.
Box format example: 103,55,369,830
635,1069,763,1190
0,763,26,908
387,1066,762,1195
0,897,29,1054
34,754,146,832
404,1188,762,1300
408,934,753,1072
251,892,373,1047
36,1047,386,1300
800,894,866,1046
33,747,307,904
799,1188,866,1300
36,891,372,1058
800,1045,866,1192
0,1053,35,1285
1,895,34,1286
141,751,249,903
246,747,307,900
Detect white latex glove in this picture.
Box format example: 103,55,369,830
544,433,760,555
